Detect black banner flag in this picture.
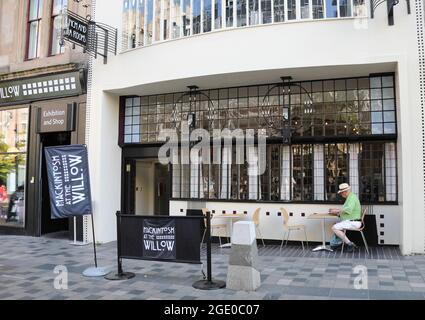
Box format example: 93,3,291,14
44,144,92,219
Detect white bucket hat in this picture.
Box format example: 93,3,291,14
338,183,351,194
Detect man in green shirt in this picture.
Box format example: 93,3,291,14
330,183,362,252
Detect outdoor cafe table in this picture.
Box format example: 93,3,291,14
308,213,339,252
214,213,245,248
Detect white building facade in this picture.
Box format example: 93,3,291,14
88,0,425,255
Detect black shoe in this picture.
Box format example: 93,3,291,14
330,243,342,250
345,242,357,253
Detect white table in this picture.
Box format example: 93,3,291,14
308,213,339,252
213,213,245,248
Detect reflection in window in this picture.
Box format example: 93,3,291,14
154,0,161,41
226,0,234,27
182,0,192,36
312,0,324,19
248,0,259,25
301,0,310,19
146,0,154,44
261,0,272,24
353,0,366,17
325,144,348,201
203,0,212,32
171,0,181,38
325,0,338,18
339,0,352,17
27,0,43,59
274,0,285,22
51,0,67,55
193,0,201,34
0,108,28,228
292,145,313,201
163,0,171,40
287,0,297,20
359,143,385,203
215,0,223,29
237,0,247,27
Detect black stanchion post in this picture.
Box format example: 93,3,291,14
105,211,135,280
192,210,226,290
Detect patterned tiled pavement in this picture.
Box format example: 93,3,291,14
0,235,425,300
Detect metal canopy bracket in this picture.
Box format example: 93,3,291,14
370,0,410,26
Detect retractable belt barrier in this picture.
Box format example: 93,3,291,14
105,211,225,289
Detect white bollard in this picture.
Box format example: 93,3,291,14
226,221,261,291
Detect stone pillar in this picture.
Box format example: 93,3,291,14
226,221,261,291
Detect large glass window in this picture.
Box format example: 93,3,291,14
292,144,313,201
325,143,348,201
301,0,311,19
154,0,161,41
237,0,247,27
215,0,223,29
163,0,171,40
325,0,338,18
51,0,67,55
248,0,259,25
225,0,234,27
261,0,272,24
27,0,43,59
171,0,181,38
274,0,285,22
287,0,297,20
203,0,212,32
182,0,192,36
193,0,201,34
0,108,29,228
339,0,352,17
359,142,385,203
312,0,324,18
146,0,154,44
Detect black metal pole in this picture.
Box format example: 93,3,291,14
206,210,212,282
192,211,225,290
104,211,135,280
90,213,98,268
116,211,123,274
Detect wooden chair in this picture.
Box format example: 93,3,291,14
252,208,265,247
280,208,308,251
341,208,369,255
201,208,228,247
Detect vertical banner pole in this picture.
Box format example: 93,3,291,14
91,213,98,268
73,217,77,244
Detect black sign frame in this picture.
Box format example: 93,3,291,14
64,14,89,48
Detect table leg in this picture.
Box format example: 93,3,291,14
312,219,334,252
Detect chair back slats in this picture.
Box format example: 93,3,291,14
252,208,261,225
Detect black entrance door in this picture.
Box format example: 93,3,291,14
154,163,170,215
39,132,70,235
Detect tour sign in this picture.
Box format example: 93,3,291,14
65,15,89,48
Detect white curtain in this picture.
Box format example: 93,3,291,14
220,146,231,199
314,144,325,201
385,142,397,201
248,146,258,200
172,164,181,198
349,143,360,196
190,156,199,198
280,146,291,200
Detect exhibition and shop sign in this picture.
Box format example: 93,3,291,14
37,103,76,133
